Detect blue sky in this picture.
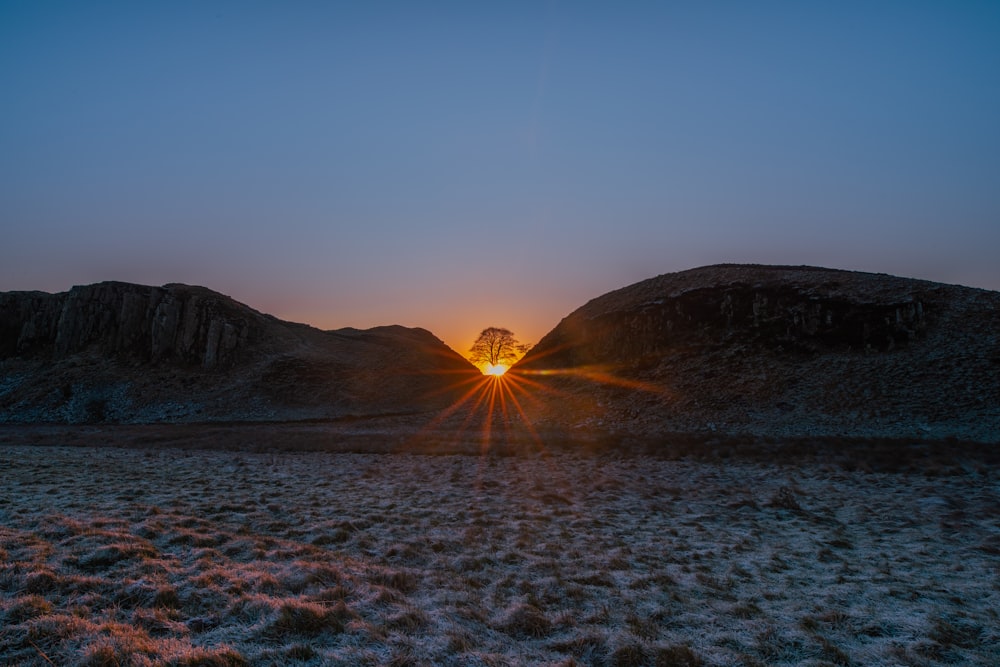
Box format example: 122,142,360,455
2,1,999,355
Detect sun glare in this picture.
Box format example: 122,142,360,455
484,363,509,376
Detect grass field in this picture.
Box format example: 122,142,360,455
1,439,998,665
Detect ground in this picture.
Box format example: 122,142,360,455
0,440,998,666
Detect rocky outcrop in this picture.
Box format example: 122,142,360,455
0,282,278,369
0,282,478,424
526,266,940,366
515,265,1000,442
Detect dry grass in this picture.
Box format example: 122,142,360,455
0,442,998,665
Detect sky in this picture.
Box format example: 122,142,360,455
2,2,999,357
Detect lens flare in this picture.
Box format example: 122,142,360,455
399,350,669,462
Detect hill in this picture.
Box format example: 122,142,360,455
513,265,1000,442
0,282,478,423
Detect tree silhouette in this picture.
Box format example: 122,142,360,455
469,327,529,369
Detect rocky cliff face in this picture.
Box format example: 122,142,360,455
0,282,287,369
0,282,478,424
515,265,1000,442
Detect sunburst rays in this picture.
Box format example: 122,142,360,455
399,353,670,458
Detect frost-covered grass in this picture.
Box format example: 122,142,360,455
1,443,997,665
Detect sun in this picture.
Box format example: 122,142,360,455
483,363,509,376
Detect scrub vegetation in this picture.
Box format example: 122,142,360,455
1,443,997,665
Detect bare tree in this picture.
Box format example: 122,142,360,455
469,327,529,369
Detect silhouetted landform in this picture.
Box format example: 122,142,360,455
2,266,999,443
0,282,477,423
514,264,1000,442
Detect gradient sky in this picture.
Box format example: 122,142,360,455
3,2,999,357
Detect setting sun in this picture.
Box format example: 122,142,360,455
469,327,527,377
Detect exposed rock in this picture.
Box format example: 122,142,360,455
0,282,478,424
514,265,1000,442
4,267,997,442
0,282,269,369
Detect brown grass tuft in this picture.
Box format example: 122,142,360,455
609,641,649,667
265,598,353,639
5,594,54,624
497,602,553,639
170,646,249,667
653,643,704,667
24,569,61,594
371,566,418,593
3,444,999,666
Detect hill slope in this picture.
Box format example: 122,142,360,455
514,265,1000,442
0,282,477,423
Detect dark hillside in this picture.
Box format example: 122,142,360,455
514,265,1000,442
0,282,478,423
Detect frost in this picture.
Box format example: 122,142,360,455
1,444,997,665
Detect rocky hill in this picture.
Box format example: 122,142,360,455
513,265,1000,442
0,282,478,423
